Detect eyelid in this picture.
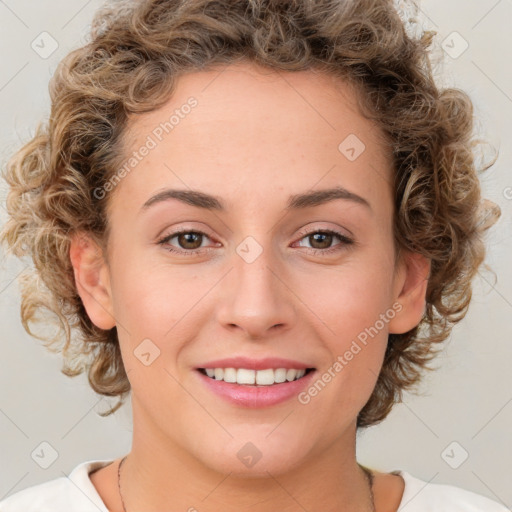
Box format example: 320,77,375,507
292,227,354,254
155,225,221,258
294,224,353,241
155,222,217,240
156,223,354,256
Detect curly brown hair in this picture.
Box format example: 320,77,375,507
0,0,500,428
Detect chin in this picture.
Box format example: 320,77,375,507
191,433,310,478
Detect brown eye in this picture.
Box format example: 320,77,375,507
156,229,215,256
176,232,204,250
308,232,333,250
294,229,354,255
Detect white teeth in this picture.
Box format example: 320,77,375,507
223,367,237,383
202,367,309,385
274,368,287,383
286,369,298,381
256,369,274,385
237,368,256,385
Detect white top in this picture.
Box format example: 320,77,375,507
0,459,508,511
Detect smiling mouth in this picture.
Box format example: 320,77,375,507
197,367,316,386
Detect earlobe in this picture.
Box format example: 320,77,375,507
388,251,431,335
69,232,116,330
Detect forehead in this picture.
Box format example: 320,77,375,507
112,61,393,216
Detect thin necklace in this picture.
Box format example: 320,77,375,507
360,463,376,512
117,456,128,512
117,456,375,512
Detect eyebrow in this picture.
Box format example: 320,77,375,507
140,186,371,212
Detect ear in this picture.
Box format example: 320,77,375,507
388,250,431,334
69,231,116,330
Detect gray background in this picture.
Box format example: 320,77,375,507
0,0,511,508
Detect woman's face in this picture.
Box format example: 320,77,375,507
76,61,427,476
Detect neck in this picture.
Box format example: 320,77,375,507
120,402,373,512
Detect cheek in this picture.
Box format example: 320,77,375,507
296,257,394,403
303,257,395,340
107,240,198,330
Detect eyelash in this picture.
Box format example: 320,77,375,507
156,228,354,257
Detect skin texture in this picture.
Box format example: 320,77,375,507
71,61,430,512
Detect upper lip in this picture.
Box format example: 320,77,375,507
196,357,315,371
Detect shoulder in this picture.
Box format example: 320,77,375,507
0,459,113,512
397,470,509,511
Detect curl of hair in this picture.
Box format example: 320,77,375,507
1,0,500,425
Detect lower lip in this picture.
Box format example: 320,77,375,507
196,369,317,408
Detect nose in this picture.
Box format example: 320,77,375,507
215,239,296,340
